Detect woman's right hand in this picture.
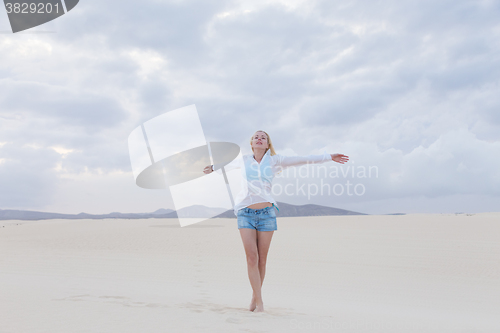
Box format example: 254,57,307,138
203,165,213,174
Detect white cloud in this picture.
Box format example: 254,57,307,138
126,49,168,80
0,0,499,213
50,146,77,156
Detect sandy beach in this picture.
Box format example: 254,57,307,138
1,213,499,332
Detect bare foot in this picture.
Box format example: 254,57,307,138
254,301,264,313
249,295,256,311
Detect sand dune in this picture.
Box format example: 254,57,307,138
1,213,499,332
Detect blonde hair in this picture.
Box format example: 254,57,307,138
250,130,276,156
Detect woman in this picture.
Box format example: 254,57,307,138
204,130,349,313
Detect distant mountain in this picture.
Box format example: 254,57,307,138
0,209,169,221
173,205,227,218
277,202,366,216
0,202,366,221
151,208,175,215
215,202,366,218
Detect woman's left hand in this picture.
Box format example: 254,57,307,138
330,154,349,164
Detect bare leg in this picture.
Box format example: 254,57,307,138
250,230,274,312
249,262,267,311
239,228,263,311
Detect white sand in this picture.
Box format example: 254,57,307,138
1,213,499,332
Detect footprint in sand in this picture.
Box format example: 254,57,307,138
53,294,170,309
225,317,244,324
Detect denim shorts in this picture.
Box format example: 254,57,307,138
237,206,277,231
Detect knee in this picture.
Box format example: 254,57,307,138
246,253,259,267
258,257,267,268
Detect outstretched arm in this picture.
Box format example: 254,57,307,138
276,152,349,169
277,152,329,168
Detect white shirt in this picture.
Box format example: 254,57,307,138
214,149,331,216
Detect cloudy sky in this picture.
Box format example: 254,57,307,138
1,0,499,215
